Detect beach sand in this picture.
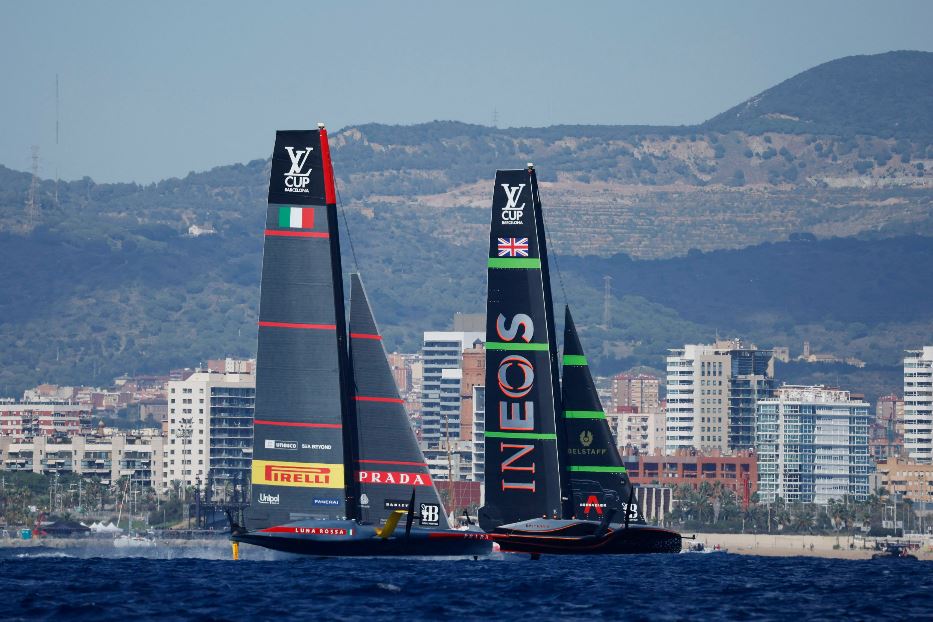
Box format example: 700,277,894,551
686,532,933,560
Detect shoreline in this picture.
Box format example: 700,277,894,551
4,533,932,561
686,532,933,559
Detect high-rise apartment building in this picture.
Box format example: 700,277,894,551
870,394,905,462
666,344,732,452
904,347,933,464
459,343,485,441
420,331,484,448
471,386,486,483
728,345,776,449
387,352,413,396
611,373,660,413
666,340,774,453
165,371,254,497
616,408,666,455
757,385,870,505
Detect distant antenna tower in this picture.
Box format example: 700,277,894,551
25,146,41,228
492,107,499,128
603,275,612,327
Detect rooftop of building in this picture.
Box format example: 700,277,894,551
762,384,867,404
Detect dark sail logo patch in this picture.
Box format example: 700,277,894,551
283,146,314,193
581,494,606,516
579,430,594,447
500,183,526,225
419,503,440,526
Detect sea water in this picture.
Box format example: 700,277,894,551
0,547,930,620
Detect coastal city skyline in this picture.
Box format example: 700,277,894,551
1,2,931,618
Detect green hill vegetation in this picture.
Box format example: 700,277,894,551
703,51,933,138
0,51,930,399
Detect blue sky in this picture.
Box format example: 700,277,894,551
1,0,930,183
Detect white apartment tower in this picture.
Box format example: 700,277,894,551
666,341,775,453
904,347,933,463
165,371,254,497
420,331,484,448
471,385,486,483
756,385,870,505
666,344,731,452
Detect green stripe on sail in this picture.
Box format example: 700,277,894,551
486,342,550,351
487,257,541,269
568,465,628,473
564,410,605,419
562,354,588,366
277,206,290,228
485,431,557,440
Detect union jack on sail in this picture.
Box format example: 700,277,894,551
497,237,529,257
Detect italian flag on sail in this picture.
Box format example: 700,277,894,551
278,206,314,229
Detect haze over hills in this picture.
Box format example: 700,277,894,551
0,51,930,398
703,50,933,138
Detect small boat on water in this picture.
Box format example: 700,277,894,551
683,542,728,554
872,544,918,560
478,166,681,555
230,126,491,558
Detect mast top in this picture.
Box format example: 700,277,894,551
317,122,326,129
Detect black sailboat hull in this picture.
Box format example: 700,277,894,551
490,519,682,555
232,520,493,557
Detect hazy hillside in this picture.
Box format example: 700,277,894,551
704,51,933,137
0,51,931,396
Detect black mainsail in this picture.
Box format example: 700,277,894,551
561,307,643,524
247,127,354,528
479,168,565,531
349,274,450,529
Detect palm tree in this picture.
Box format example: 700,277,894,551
791,503,815,533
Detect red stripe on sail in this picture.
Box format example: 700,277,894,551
301,208,315,229
254,420,342,429
350,333,382,340
320,127,337,205
354,396,404,404
264,229,329,238
358,459,428,467
258,321,337,330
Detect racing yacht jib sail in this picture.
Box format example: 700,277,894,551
561,307,643,525
232,125,490,557
479,165,681,555
349,274,450,530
